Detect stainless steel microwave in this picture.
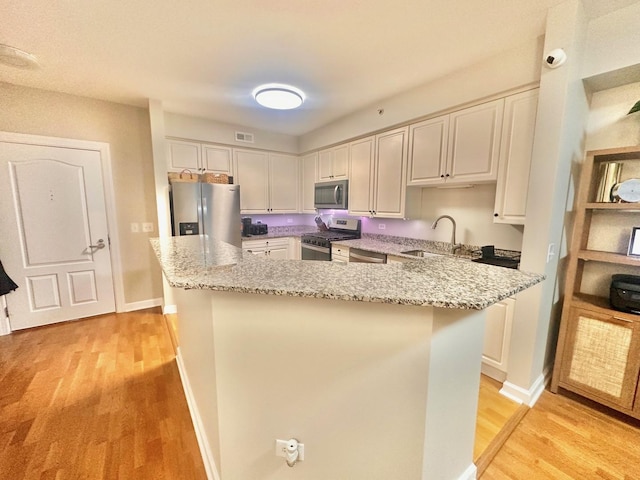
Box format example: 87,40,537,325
314,179,348,210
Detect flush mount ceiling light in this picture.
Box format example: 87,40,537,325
252,84,305,110
0,44,39,69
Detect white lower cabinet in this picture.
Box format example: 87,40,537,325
242,238,291,259
481,297,515,382
331,245,350,263
387,255,409,264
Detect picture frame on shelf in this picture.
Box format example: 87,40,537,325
628,227,640,257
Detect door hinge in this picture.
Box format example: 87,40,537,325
4,306,8,319
108,235,111,246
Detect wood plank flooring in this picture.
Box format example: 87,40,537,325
474,375,522,462
0,308,206,480
481,389,640,479
5,308,640,479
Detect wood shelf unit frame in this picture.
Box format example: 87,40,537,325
551,146,640,421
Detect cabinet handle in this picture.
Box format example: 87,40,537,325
440,174,445,178
613,316,633,323
445,173,450,177
494,213,499,217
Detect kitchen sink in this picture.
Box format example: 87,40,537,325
400,249,440,258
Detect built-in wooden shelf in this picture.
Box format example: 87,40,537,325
585,202,640,211
571,293,640,322
577,249,640,266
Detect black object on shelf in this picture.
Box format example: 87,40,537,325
610,274,640,314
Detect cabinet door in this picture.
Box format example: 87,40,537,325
559,307,640,409
234,149,269,214
167,140,201,172
300,152,317,213
318,149,333,181
348,136,375,216
493,89,538,225
332,145,349,179
482,298,515,381
269,153,299,213
374,127,408,218
202,145,233,175
407,115,449,186
447,99,504,183
242,239,267,255
318,145,349,181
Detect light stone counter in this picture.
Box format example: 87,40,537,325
151,235,543,310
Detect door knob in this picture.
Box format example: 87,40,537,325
89,239,106,249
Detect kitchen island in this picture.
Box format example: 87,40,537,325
151,235,543,480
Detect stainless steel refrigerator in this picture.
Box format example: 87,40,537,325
170,182,242,247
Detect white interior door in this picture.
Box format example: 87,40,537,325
0,142,115,330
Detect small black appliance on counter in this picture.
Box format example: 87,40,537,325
471,245,520,269
610,274,640,314
242,217,252,237
249,223,268,235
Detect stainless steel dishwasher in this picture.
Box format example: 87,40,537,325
348,247,387,263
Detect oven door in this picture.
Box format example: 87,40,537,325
301,243,331,261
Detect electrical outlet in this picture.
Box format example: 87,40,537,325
287,218,293,223
142,222,154,233
130,223,139,233
275,439,304,461
378,224,386,230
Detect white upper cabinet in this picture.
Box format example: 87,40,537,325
407,99,504,186
202,145,233,176
167,139,233,176
234,149,298,214
300,152,318,213
318,144,349,181
166,140,201,172
347,136,375,216
349,127,415,218
493,89,539,225
407,115,449,185
234,149,269,213
269,153,299,213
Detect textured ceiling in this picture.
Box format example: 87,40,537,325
0,0,637,136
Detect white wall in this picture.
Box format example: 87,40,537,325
164,112,299,153
357,185,523,251
299,38,543,152
586,81,640,150
582,2,640,79
503,0,591,405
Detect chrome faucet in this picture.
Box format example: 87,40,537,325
431,215,460,254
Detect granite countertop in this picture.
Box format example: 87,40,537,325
333,233,520,260
151,235,543,310
241,225,318,240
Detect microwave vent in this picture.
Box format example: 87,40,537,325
235,131,254,143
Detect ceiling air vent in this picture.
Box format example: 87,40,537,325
235,131,255,143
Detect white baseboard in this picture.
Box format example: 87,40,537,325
123,297,163,312
500,369,550,407
175,349,220,480
0,296,9,336
459,462,478,480
480,363,507,383
163,304,177,315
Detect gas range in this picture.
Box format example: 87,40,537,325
301,218,361,261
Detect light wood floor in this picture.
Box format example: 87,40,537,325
4,309,640,479
0,308,206,479
481,389,640,479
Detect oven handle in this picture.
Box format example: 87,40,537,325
301,243,330,254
